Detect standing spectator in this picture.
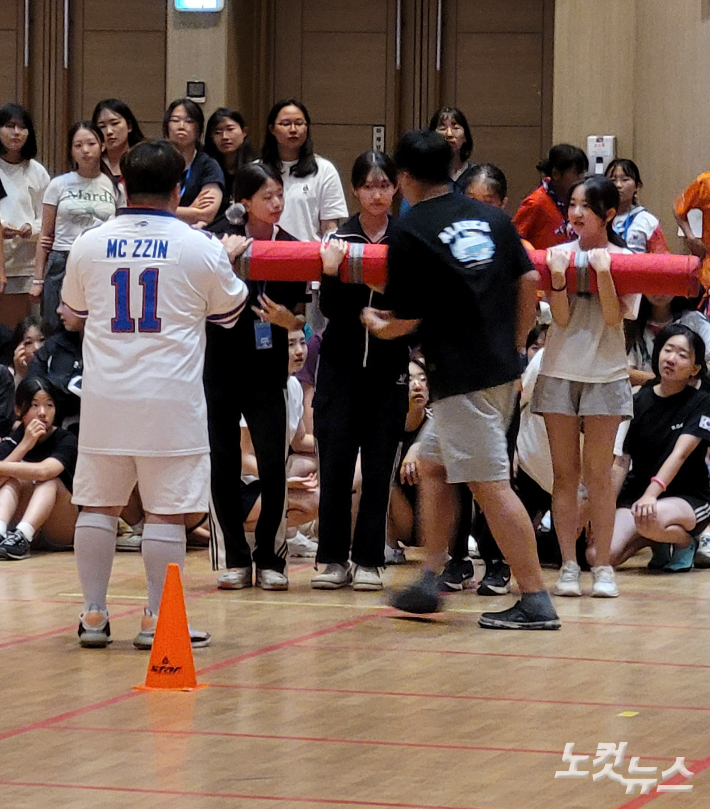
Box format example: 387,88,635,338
92,98,145,184
164,99,224,227
605,159,669,254
33,122,120,331
204,108,255,214
0,104,50,326
513,144,588,249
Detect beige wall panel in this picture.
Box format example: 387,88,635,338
274,0,302,101
457,33,542,127
302,33,387,124
457,0,543,33
83,0,164,31
303,0,387,32
309,122,373,211
82,32,165,121
552,0,635,157
634,0,710,253
473,126,542,212
0,31,17,95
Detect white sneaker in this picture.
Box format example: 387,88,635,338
115,532,143,552
287,531,318,558
352,564,383,591
591,565,619,598
132,608,211,650
255,568,289,590
311,563,352,589
217,567,252,590
694,531,710,568
384,546,406,565
78,605,112,648
554,560,582,597
468,535,481,558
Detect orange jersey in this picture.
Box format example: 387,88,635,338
675,172,710,282
513,185,569,249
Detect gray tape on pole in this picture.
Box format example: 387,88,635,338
348,243,364,285
237,244,251,281
575,250,589,294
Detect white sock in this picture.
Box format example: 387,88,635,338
0,520,7,537
74,513,119,612
141,524,186,614
16,521,35,542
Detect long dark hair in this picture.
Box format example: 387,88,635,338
428,106,473,163
0,103,38,160
232,163,283,222
163,99,205,146
15,376,58,422
261,99,317,178
204,108,255,172
651,323,708,385
91,98,145,147
625,294,701,354
567,176,625,249
11,315,44,354
605,158,643,207
351,150,397,188
66,121,115,186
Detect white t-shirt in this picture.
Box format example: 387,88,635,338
278,155,349,241
0,158,50,278
540,240,640,384
62,209,249,456
517,349,553,493
612,206,665,254
43,172,120,250
287,374,304,445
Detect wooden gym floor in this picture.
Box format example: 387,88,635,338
0,546,708,809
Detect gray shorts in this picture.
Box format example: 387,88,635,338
420,381,516,484
530,375,633,419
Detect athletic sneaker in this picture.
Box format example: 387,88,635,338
132,608,211,650
477,560,512,596
390,570,442,614
255,568,289,590
554,560,582,597
115,531,143,552
384,546,406,565
0,529,31,560
287,531,318,558
468,535,481,559
78,605,112,648
352,564,382,591
478,600,561,630
591,565,619,597
437,557,475,592
695,532,710,568
648,543,672,570
217,567,252,590
311,563,352,589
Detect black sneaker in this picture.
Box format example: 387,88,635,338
477,560,511,595
0,529,31,560
437,557,475,592
478,599,561,630
391,570,442,614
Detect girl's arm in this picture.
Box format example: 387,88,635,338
546,248,571,328
177,183,222,226
32,203,57,300
0,457,65,484
588,248,623,327
0,420,53,487
674,210,706,260
632,433,701,519
291,417,314,454
253,293,305,331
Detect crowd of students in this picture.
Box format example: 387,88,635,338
2,95,710,621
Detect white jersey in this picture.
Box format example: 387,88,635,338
62,208,248,456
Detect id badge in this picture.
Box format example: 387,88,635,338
254,320,273,350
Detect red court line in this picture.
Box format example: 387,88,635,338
291,641,710,671
564,618,710,632
613,752,710,808
208,682,710,715
48,723,687,764
0,781,482,809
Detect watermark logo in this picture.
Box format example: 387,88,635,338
555,743,694,794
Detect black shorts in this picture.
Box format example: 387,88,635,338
241,479,262,519
664,494,710,537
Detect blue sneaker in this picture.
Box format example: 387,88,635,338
664,539,698,573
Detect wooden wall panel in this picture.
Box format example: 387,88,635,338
457,0,544,32
473,126,542,210
83,0,165,31
303,0,386,32
0,31,18,100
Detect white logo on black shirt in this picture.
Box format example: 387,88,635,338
438,220,496,266
671,423,684,431
700,415,710,431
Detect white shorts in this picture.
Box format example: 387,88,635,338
72,452,210,514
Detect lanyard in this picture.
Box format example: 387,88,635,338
614,207,644,243
179,161,193,200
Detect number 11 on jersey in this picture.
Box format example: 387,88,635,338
111,268,162,333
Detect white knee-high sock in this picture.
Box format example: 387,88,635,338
74,513,119,612
141,524,186,614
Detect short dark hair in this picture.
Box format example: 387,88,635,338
394,130,452,185
651,323,708,383
204,107,255,171
163,99,205,144
15,376,59,420
428,106,473,163
351,150,398,188
536,143,588,177
92,98,145,147
261,99,317,178
233,162,283,205
0,103,38,160
121,140,185,199
467,163,508,202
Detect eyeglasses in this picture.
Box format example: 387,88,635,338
436,123,463,134
275,120,307,129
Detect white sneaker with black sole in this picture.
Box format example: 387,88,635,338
132,608,211,650
78,605,112,648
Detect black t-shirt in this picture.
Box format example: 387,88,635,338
319,214,409,379
386,192,533,399
203,223,309,389
0,425,78,492
622,383,710,502
179,151,225,208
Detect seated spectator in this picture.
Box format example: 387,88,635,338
6,315,44,388
605,159,669,254
608,325,710,570
0,377,78,558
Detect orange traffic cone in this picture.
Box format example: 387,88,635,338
135,563,208,692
